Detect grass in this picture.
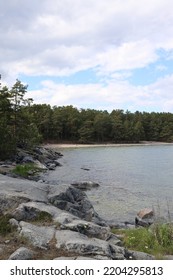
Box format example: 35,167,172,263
31,211,54,226
0,214,17,236
0,213,74,260
112,223,173,258
12,163,40,178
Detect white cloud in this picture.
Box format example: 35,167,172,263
1,0,173,78
1,0,173,112
96,40,158,74
27,74,173,112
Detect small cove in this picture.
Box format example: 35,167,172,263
43,144,173,223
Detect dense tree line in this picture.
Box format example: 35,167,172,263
1,80,173,159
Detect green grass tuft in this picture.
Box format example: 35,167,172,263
12,163,39,178
112,223,173,258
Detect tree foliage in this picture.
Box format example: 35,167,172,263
0,80,40,159
1,79,173,160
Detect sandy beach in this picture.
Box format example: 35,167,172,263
44,141,173,149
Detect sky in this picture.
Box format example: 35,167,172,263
1,0,173,112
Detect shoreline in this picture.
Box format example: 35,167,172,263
44,141,173,149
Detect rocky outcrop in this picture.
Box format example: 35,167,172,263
16,146,63,171
0,146,63,180
55,230,125,260
48,186,107,226
0,174,155,260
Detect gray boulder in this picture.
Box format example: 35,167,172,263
8,247,34,260
48,186,106,226
12,201,63,221
19,221,55,249
55,230,125,259
106,233,123,246
135,208,154,227
54,212,80,225
22,156,35,164
60,219,111,240
0,174,49,213
127,250,155,260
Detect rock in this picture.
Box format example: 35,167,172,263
127,250,155,260
48,186,106,226
0,194,30,213
34,160,47,170
135,208,154,227
0,174,49,213
106,233,123,246
54,256,96,260
19,221,56,249
55,230,125,259
12,201,64,221
163,255,173,260
71,181,100,190
35,147,62,166
8,247,34,260
60,219,111,240
9,218,19,228
108,220,135,229
137,208,154,219
47,163,56,170
54,212,80,225
22,156,35,164
81,168,90,171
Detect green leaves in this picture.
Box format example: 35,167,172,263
0,80,40,159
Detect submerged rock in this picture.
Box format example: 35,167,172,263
71,181,100,190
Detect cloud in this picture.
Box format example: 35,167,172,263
1,0,173,112
1,0,173,78
27,73,173,112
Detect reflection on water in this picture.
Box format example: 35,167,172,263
44,145,173,222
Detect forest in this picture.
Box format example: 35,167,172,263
1,80,173,159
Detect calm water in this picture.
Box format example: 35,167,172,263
44,145,173,222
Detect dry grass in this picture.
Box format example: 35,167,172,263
0,213,76,260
